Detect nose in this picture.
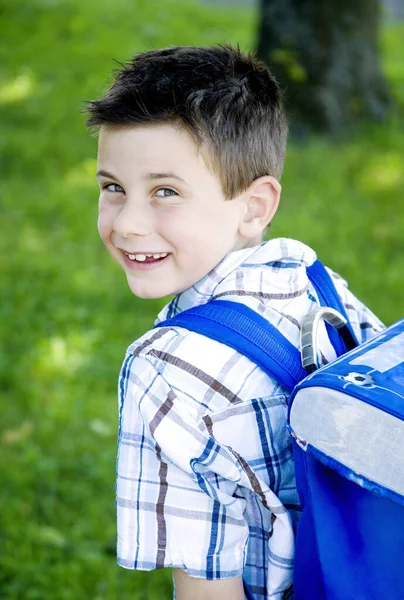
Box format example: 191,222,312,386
113,198,153,238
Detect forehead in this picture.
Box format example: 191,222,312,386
97,123,205,176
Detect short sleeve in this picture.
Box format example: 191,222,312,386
354,297,385,343
327,268,385,343
116,355,250,579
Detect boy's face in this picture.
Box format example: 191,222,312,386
96,123,250,299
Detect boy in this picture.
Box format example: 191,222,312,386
86,46,383,600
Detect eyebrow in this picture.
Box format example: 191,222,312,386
96,169,116,179
143,172,187,184
96,169,187,184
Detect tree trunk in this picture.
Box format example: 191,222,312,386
257,0,391,135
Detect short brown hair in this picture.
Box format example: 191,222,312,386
86,45,288,199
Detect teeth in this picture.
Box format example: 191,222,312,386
127,253,146,261
126,252,168,261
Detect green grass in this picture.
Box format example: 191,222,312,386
1,0,403,597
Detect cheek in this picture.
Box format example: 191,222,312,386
97,207,113,243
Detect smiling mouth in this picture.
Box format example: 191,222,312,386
123,251,169,263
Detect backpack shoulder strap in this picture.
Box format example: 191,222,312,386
155,299,306,392
154,260,356,391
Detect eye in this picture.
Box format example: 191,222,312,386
103,183,124,193
155,187,178,198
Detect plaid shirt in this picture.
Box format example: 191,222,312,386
116,238,383,600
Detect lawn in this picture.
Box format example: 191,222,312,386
1,0,403,598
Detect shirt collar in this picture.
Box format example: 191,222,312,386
155,238,316,324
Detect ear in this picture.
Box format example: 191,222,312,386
238,176,281,240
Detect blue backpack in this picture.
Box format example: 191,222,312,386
155,260,404,600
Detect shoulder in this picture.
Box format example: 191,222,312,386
124,325,282,421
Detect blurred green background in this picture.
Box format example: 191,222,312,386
1,0,403,598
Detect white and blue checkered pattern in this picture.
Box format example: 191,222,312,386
116,238,383,599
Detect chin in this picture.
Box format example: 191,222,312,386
127,281,171,300
130,288,166,300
